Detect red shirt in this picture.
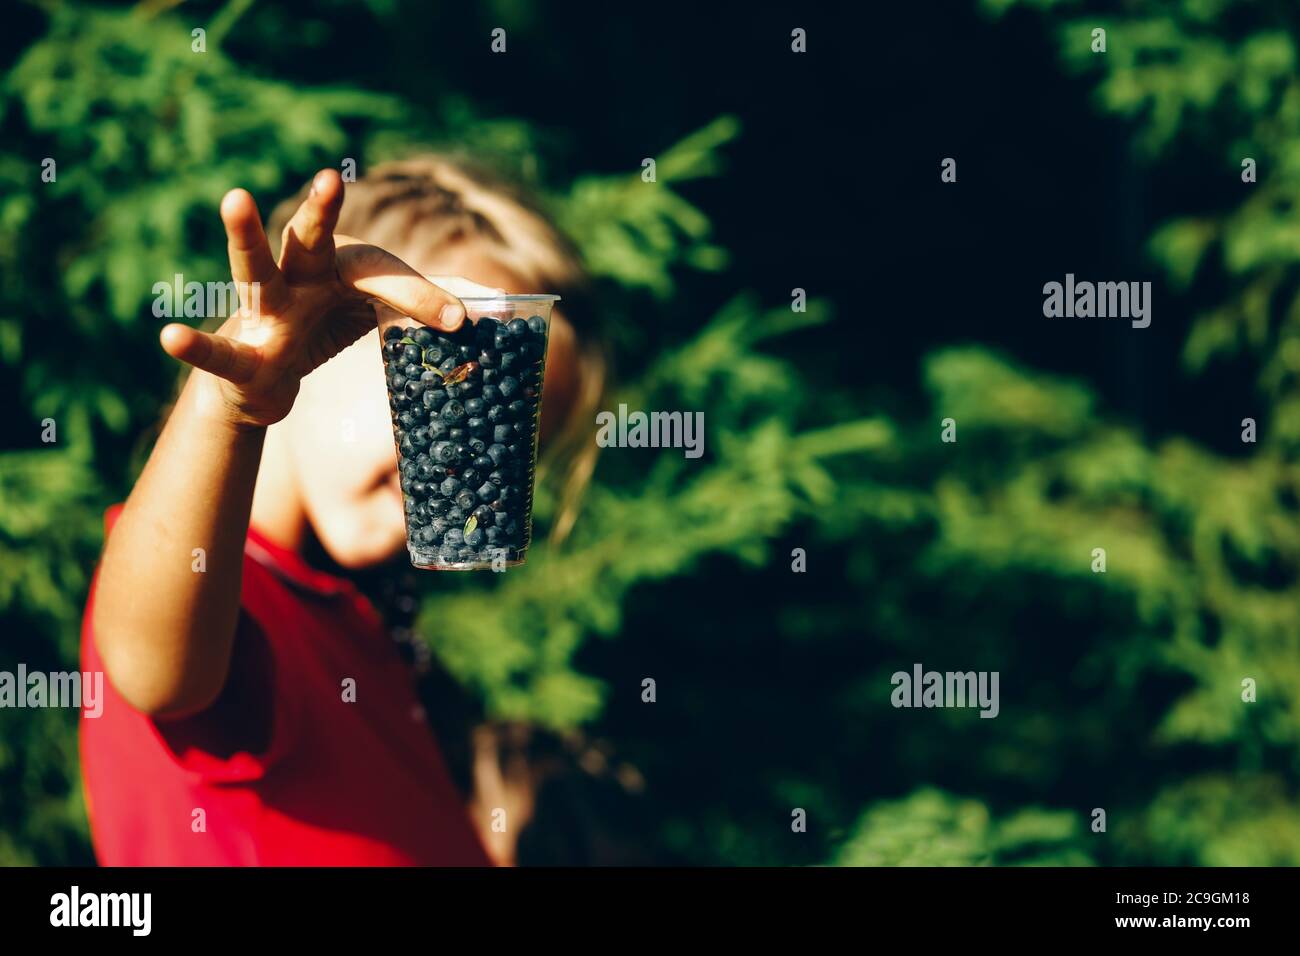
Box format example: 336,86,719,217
80,508,493,866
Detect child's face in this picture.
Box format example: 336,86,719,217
280,245,580,568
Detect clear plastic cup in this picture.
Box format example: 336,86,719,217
378,294,558,570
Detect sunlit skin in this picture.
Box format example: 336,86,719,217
92,169,580,722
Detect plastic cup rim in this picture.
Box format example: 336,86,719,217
457,294,561,303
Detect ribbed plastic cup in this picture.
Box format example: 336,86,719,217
377,295,558,570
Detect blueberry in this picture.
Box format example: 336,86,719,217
400,476,415,495
460,468,480,487
383,340,401,360
411,481,427,498
468,437,487,455
508,399,527,419
384,326,404,343
488,469,505,487
441,400,466,424
478,350,497,368
402,344,422,365
416,525,437,546
449,427,466,442
417,459,436,480
455,489,476,511
432,441,455,465
388,372,405,390
526,314,546,335
481,384,500,405
483,367,500,384
473,455,493,472
429,498,450,516
499,376,518,399
512,421,531,439
493,424,513,444
440,476,461,497
500,351,519,372
487,444,508,466
423,389,445,411
473,504,494,525
520,341,542,362
507,318,528,338
445,506,465,525
428,419,449,440
413,327,435,346
458,344,475,362
398,410,417,429
467,417,489,438
438,356,457,374
464,527,485,548
487,405,506,425
465,397,485,416
476,481,499,503
399,435,416,458
507,443,522,459
411,427,431,448
430,517,449,536
444,529,464,547
404,496,418,514
453,442,470,463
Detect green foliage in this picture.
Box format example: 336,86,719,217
833,790,1089,866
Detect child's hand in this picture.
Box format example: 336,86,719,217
159,169,466,428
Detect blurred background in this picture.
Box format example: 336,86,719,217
3,0,1300,865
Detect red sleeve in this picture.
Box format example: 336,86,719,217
94,506,303,783
148,603,303,783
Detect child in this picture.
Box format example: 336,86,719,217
80,157,603,865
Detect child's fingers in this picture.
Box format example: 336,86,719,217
220,189,290,313
278,169,344,281
160,324,260,384
334,236,466,331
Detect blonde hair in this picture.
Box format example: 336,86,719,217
267,154,606,544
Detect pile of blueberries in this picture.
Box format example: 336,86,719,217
382,313,547,566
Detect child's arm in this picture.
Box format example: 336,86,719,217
93,170,466,717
